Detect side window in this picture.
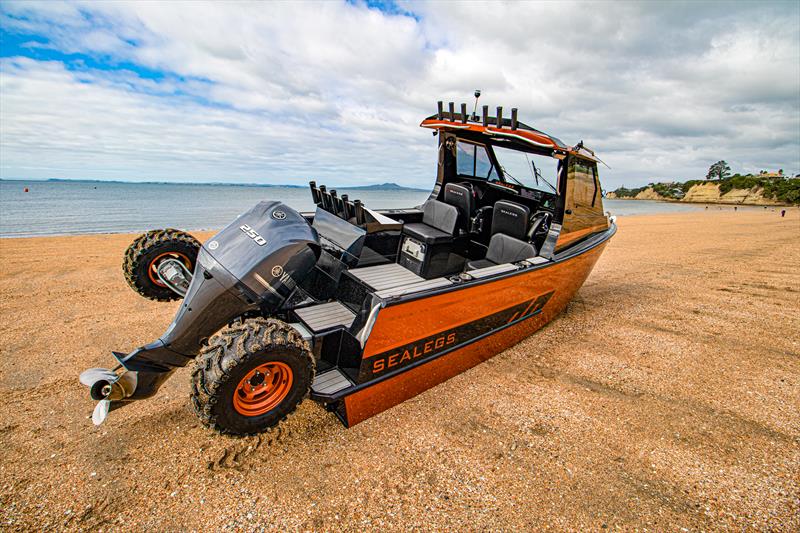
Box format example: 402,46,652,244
456,141,475,176
569,159,598,206
456,140,497,180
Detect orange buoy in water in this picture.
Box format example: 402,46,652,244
24,187,29,192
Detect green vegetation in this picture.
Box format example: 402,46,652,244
764,178,800,204
717,174,763,194
611,174,800,204
612,185,647,198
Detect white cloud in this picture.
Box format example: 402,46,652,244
0,0,798,189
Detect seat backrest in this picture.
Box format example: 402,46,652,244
490,200,530,240
485,233,536,264
421,200,459,235
482,200,536,264
443,183,474,227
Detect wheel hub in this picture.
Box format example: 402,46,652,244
233,362,293,417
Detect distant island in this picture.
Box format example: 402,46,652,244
608,169,800,206
0,178,427,192
338,182,426,191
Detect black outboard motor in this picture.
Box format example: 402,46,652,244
80,201,320,424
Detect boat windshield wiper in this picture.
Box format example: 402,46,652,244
500,167,525,187
530,159,557,194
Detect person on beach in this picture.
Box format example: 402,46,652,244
781,209,786,217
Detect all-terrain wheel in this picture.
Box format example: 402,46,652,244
123,228,201,301
190,318,315,436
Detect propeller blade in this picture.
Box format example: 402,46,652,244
92,400,110,426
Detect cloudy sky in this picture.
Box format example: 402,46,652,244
1,0,798,189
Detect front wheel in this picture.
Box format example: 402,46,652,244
191,318,315,436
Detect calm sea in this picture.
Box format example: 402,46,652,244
0,179,741,238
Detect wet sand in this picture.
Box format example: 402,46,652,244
0,210,798,531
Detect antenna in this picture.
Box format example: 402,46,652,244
471,90,481,120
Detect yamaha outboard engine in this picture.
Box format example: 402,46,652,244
80,201,320,424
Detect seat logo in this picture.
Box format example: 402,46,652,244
240,224,267,246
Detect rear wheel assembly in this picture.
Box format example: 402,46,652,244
191,318,315,436
123,228,200,301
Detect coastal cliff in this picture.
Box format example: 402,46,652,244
610,177,799,206
680,183,786,205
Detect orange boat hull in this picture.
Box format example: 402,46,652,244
338,237,609,426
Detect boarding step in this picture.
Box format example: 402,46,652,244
311,368,353,395
294,301,356,333
348,262,425,291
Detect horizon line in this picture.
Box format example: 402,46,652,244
0,177,430,191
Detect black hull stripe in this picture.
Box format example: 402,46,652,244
311,304,546,402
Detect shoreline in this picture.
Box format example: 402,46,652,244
1,204,788,239
604,196,794,207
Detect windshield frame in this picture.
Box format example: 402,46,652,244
452,134,561,196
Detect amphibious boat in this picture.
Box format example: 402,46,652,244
80,101,616,434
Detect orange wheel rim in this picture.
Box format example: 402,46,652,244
233,362,293,417
148,251,192,287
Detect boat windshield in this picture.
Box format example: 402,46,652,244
456,141,501,181
492,145,558,194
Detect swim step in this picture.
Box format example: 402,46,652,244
311,368,353,395
348,262,425,291
294,301,356,333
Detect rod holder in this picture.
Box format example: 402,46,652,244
461,103,467,123
511,108,518,130
448,102,455,121
482,105,488,127
353,199,364,225
437,101,443,120
341,194,351,220
496,106,503,128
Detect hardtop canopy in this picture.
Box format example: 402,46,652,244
420,102,602,164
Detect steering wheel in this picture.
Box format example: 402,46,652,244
528,212,552,244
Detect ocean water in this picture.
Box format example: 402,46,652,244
0,179,748,238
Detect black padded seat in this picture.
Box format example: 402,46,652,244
492,200,530,240
443,182,474,230
467,200,536,270
403,223,453,245
402,199,458,245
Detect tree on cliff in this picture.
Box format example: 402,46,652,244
706,161,731,180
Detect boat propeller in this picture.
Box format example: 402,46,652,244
78,368,137,425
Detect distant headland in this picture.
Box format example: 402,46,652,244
0,178,427,192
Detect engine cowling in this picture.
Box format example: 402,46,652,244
161,201,320,358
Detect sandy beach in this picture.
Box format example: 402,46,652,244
0,209,798,531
